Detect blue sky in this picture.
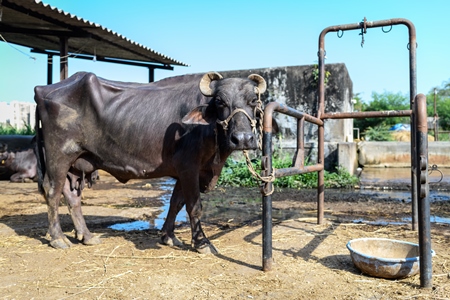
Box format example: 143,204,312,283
1,0,449,104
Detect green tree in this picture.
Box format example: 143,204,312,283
354,91,410,137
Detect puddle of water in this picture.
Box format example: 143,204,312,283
404,215,450,225
352,215,450,226
352,219,408,226
109,220,151,231
108,178,188,231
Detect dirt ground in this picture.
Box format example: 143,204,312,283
0,172,449,300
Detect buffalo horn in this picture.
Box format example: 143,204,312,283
248,74,267,94
199,72,223,96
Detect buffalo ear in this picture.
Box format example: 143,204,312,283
182,105,217,125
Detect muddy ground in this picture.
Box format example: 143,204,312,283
0,171,449,300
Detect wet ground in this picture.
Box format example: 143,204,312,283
104,167,450,232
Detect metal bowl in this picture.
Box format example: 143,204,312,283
346,238,435,279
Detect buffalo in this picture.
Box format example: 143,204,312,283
34,71,266,253
0,137,37,182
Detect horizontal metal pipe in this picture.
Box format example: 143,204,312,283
274,164,324,178
264,102,323,133
319,18,416,48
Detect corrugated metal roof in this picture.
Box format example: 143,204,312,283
0,0,188,67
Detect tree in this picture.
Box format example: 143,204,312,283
354,91,409,136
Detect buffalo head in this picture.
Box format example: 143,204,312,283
182,72,267,151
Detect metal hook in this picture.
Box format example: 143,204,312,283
337,30,344,38
429,164,444,184
382,25,392,33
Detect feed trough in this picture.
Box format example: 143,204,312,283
346,238,436,279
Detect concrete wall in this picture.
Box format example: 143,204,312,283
358,141,450,168
221,64,355,171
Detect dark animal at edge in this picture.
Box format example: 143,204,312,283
0,140,37,182
34,71,267,253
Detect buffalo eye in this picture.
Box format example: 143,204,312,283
249,97,259,106
215,97,227,108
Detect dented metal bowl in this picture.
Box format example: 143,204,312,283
346,238,435,279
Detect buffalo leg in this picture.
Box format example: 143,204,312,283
160,181,184,247
62,178,101,245
42,170,73,249
10,172,25,183
180,176,218,254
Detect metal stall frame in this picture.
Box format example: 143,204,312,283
260,18,432,288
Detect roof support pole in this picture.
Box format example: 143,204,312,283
59,36,68,81
47,54,53,85
149,67,155,82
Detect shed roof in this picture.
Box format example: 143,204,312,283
0,0,188,69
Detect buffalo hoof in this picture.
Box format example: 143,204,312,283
49,237,73,249
196,242,219,254
161,235,183,247
83,235,102,246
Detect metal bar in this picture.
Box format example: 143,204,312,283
261,102,323,271
262,132,273,272
407,21,419,232
317,124,325,224
264,102,323,129
275,164,324,178
47,54,53,85
415,94,432,288
318,17,418,228
59,36,68,81
31,49,175,70
0,24,91,37
149,67,155,83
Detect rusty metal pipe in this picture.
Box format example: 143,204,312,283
415,94,432,288
275,164,324,178
318,17,418,228
264,102,323,133
262,130,273,272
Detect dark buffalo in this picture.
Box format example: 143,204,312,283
34,71,266,253
0,137,37,182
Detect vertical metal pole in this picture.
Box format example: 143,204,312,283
317,31,327,224
406,22,418,230
59,37,68,81
262,131,273,271
149,67,155,83
415,94,432,288
47,54,53,85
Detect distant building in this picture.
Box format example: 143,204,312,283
0,101,36,130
